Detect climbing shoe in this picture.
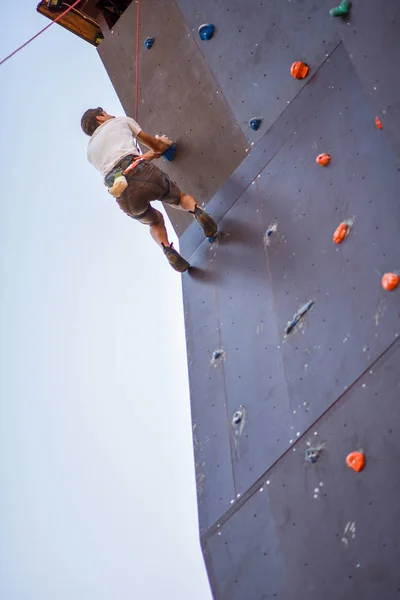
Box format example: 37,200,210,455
162,243,190,273
190,205,218,239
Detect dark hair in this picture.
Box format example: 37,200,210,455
81,107,104,136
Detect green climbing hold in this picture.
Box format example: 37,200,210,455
329,0,351,17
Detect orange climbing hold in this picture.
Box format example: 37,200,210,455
316,153,331,166
333,222,348,244
346,452,365,473
381,273,399,291
290,61,309,80
375,116,383,130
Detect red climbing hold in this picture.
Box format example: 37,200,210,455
346,452,365,473
381,273,399,291
333,222,348,244
290,61,309,80
375,116,383,130
316,153,331,166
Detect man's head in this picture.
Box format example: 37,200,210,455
80,108,114,136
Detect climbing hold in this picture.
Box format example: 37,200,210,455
381,273,399,291
329,0,351,17
232,410,243,425
208,235,216,243
316,153,331,166
198,23,215,41
290,61,309,80
162,143,176,162
285,300,314,335
375,116,383,130
211,349,225,366
264,220,278,247
333,221,349,244
144,37,155,49
305,448,321,463
346,451,365,473
249,118,262,131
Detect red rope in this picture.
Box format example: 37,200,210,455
135,0,141,121
0,0,83,67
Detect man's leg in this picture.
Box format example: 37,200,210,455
120,160,216,265
131,149,218,238
117,183,190,273
177,193,196,212
162,185,218,239
174,192,218,239
141,207,190,273
148,211,170,247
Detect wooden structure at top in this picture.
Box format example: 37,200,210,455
36,1,134,46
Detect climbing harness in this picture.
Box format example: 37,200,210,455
105,156,145,197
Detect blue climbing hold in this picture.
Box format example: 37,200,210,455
162,143,176,162
144,37,155,49
213,350,222,360
208,235,216,243
249,118,262,131
198,23,215,41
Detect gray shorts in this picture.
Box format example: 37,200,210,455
116,161,182,225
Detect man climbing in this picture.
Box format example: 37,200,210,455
81,108,217,272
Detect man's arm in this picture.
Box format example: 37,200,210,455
137,149,158,161
125,116,173,158
137,131,173,156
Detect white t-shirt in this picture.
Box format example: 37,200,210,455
87,116,142,175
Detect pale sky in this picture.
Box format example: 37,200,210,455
0,3,211,598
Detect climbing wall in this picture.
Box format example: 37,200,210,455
96,1,400,598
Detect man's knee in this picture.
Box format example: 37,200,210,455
135,206,164,226
149,208,164,226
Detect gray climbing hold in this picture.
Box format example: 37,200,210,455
232,410,243,425
264,220,278,247
211,348,225,366
285,300,315,335
305,448,321,463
